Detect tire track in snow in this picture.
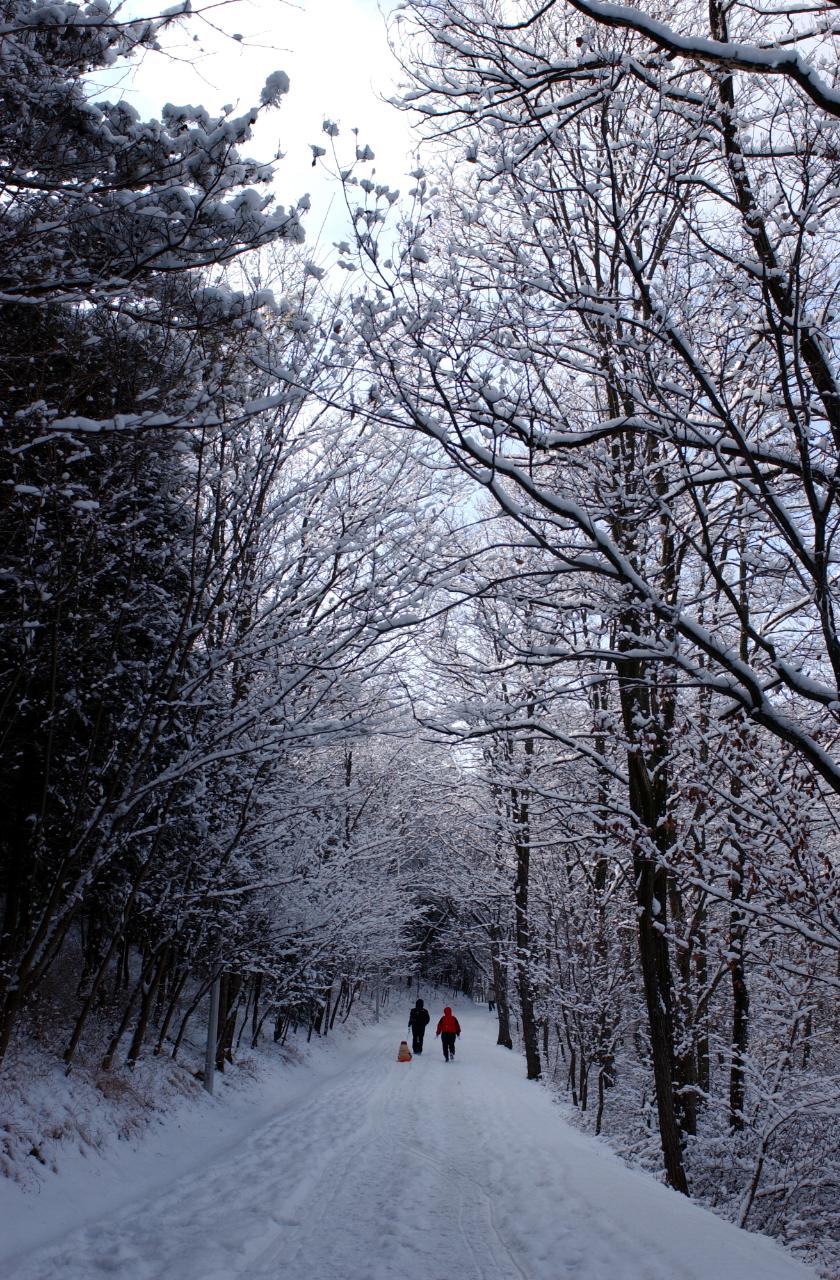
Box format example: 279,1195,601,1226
375,1080,489,1279
242,1030,396,1280
3,1006,818,1280
375,1058,529,1280
5,1027,396,1280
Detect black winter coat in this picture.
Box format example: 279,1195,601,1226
408,1006,430,1031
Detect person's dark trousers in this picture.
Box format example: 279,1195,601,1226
412,1031,425,1053
441,1031,456,1061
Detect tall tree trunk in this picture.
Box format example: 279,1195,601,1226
631,821,688,1193
216,974,242,1070
617,638,689,1194
171,975,213,1061
155,969,189,1056
126,945,170,1068
251,974,263,1046
490,937,513,1049
669,879,699,1137
728,530,752,1132
694,900,711,1099
728,832,750,1132
512,767,541,1081
591,675,617,1111
101,946,157,1072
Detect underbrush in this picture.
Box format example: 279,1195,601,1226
0,942,316,1192
547,1050,840,1279
0,1035,205,1188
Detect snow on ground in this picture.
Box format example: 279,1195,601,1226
0,1003,818,1280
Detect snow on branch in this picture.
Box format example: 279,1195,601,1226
564,0,840,118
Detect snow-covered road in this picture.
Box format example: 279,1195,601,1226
1,1004,817,1280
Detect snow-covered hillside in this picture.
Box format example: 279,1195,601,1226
0,1004,817,1280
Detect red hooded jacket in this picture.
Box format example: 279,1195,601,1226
436,1007,461,1035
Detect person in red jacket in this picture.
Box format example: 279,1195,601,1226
435,1006,461,1061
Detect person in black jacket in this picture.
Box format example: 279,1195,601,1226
408,998,430,1054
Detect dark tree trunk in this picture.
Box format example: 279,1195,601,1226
251,975,263,1046
126,945,170,1068
154,969,188,1055
728,837,750,1131
591,675,618,1118
216,974,242,1070
101,946,157,1072
330,979,346,1031
628,765,688,1194
513,776,541,1082
617,635,689,1195
669,879,699,1137
171,976,213,1061
490,940,513,1049
695,902,711,1099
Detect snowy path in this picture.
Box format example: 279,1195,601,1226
1,1005,817,1280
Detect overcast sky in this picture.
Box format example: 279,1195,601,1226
107,0,419,256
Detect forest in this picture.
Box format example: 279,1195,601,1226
0,0,838,1273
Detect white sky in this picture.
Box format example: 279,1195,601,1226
104,0,421,256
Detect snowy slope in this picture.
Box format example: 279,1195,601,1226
0,1004,818,1280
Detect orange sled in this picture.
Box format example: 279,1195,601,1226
397,1040,413,1062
